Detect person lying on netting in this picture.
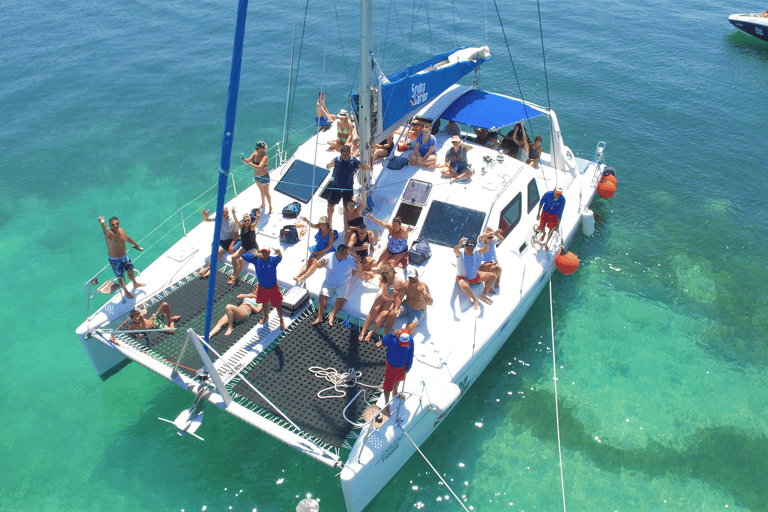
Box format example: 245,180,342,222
128,302,180,337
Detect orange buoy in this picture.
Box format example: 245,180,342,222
555,249,579,275
597,177,616,199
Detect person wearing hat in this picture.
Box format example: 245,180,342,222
299,244,360,327
441,134,474,183
228,207,261,284
292,215,337,282
536,186,566,250
242,247,285,330
325,145,370,227
376,328,415,418
242,141,272,214
328,109,355,152
391,266,433,335
454,236,495,309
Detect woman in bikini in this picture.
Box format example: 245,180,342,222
293,216,337,281
348,222,376,275
228,207,260,284
358,262,402,342
328,110,355,152
243,141,272,214
366,213,412,269
209,292,263,336
342,194,367,245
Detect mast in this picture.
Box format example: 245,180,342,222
358,0,373,195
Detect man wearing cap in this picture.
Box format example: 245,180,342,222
242,248,285,330
454,236,495,309
536,186,566,250
441,135,474,183
325,145,370,227
376,329,415,418
300,244,360,327
391,267,433,334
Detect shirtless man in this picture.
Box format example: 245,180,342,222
99,216,145,299
128,302,180,337
391,267,433,334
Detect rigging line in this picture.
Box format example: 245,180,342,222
535,0,551,109
491,0,534,127
401,429,471,512
332,0,352,90
282,0,301,152
548,279,568,512
285,0,312,142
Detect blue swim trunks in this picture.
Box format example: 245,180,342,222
253,173,270,184
316,116,329,127
108,255,134,279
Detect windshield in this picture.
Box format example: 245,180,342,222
419,200,486,247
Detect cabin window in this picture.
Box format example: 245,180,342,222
274,160,330,203
527,178,540,213
419,201,486,247
498,192,522,238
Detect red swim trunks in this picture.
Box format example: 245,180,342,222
383,362,406,392
256,284,283,307
539,211,559,230
456,274,480,284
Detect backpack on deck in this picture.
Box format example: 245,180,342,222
280,225,299,244
282,201,301,218
408,238,432,265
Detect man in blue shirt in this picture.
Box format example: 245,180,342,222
242,248,285,330
325,145,370,227
536,186,566,250
376,329,415,418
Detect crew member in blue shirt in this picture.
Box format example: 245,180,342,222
536,186,566,250
376,329,415,418
243,248,285,330
325,145,370,228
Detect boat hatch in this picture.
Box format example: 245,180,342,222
274,160,330,203
395,179,432,226
419,201,485,247
228,309,386,449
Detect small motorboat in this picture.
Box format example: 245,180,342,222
729,12,768,43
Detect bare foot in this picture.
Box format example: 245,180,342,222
224,326,234,336
471,299,479,310
479,294,493,305
364,330,374,342
358,331,366,341
328,317,335,327
268,208,273,215
488,288,497,296
134,282,146,288
227,277,237,285
311,317,323,326
124,290,135,299
171,315,181,322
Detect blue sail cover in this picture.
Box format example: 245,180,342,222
379,49,488,131
439,89,545,130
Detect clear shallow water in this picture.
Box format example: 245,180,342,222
1,0,767,511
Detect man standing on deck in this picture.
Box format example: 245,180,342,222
536,186,566,250
242,248,286,330
99,216,145,299
325,145,370,227
376,329,414,418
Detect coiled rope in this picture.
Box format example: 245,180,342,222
309,366,379,399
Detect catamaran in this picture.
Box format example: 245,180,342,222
76,0,613,510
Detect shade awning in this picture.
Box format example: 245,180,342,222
439,89,546,130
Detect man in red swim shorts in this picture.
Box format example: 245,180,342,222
536,186,566,250
376,329,414,418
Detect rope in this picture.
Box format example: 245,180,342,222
548,279,567,512
535,0,551,110
401,429,471,512
309,366,378,399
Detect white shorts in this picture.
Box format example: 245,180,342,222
321,280,351,301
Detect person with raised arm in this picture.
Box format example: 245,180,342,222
98,216,145,299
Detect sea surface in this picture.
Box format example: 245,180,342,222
2,0,767,511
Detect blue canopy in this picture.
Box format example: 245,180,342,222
439,89,545,130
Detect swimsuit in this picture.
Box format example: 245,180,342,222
108,255,134,279
150,313,167,329
337,123,350,144
398,302,427,326
240,297,259,320
387,234,408,255
316,116,329,127
310,228,337,254
348,216,365,228
240,229,258,252
253,173,270,184
353,230,371,259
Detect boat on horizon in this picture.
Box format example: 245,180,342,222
728,12,768,43
76,1,613,510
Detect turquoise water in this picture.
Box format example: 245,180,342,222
2,0,767,510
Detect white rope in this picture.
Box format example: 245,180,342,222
309,366,378,399
548,279,567,512
401,429,470,512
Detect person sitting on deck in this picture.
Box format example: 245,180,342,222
372,134,394,162
297,244,360,327
408,124,438,168
454,237,495,310
348,222,376,274
343,193,367,245
500,121,530,159
391,266,433,335
199,206,239,278
228,207,261,284
365,213,412,269
477,228,504,293
526,135,543,167
208,288,264,337
242,247,286,330
472,126,489,146
128,302,180,337
485,131,501,150
242,141,272,214
98,215,145,299
441,135,474,183
315,91,336,129
375,328,414,418
293,216,337,282
327,110,355,152
358,262,402,342
444,120,461,137
536,186,566,250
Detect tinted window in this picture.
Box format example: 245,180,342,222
499,192,522,237
273,160,330,203
527,178,540,213
419,201,486,247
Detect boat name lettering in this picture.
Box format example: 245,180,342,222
410,82,428,107
380,434,403,462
